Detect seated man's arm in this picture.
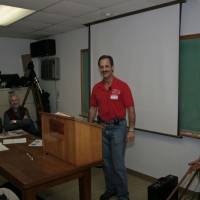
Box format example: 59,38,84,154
3,111,33,131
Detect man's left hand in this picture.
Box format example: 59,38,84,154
126,131,135,142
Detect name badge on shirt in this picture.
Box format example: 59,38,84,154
110,94,118,100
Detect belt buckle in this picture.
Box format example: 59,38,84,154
113,118,119,125
102,120,113,125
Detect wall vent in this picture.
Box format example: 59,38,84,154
41,58,60,80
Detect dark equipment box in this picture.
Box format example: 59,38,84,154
148,175,178,200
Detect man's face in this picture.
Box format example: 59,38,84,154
10,96,20,110
99,58,114,79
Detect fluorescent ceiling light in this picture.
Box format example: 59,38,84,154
0,5,35,26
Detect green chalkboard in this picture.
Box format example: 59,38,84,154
81,49,90,116
179,38,200,134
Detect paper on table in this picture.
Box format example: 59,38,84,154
54,112,71,117
3,138,27,144
29,139,42,147
0,129,28,138
0,142,9,151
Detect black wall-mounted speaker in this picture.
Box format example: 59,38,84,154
30,39,56,57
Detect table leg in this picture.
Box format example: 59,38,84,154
79,168,91,200
22,189,36,200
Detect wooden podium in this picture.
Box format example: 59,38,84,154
41,112,102,166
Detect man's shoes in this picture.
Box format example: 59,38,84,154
100,191,116,200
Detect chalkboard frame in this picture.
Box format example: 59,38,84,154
179,33,200,139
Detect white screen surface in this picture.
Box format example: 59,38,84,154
90,4,180,136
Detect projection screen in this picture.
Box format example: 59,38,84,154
90,4,180,136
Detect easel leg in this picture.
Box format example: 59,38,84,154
166,167,192,200
179,170,199,200
167,157,200,200
22,87,31,107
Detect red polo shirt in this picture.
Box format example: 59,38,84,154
90,76,134,121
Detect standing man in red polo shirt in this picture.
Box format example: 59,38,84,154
88,55,136,200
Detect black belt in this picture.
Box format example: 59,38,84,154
101,118,125,125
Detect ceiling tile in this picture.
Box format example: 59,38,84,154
60,17,92,27
0,0,61,10
43,1,99,17
102,0,157,15
68,0,131,8
0,26,33,34
41,24,77,33
26,12,71,24
10,20,52,30
147,0,176,3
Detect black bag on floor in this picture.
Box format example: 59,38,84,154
148,175,178,200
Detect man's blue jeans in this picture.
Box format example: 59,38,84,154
102,119,129,200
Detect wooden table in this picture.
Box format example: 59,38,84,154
0,134,102,200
